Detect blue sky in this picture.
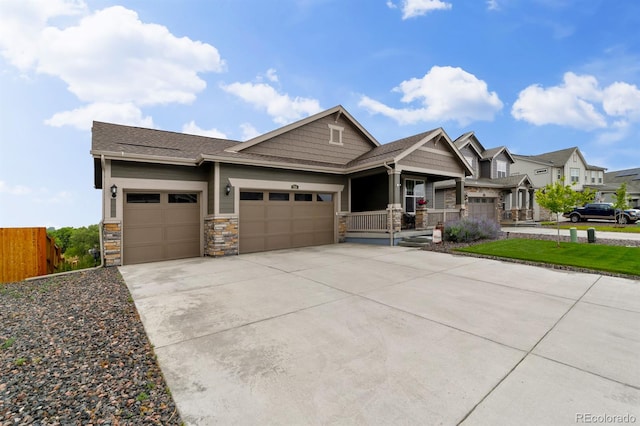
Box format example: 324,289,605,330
1,0,639,228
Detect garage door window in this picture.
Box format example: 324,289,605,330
126,193,160,203
240,191,264,200
269,192,290,201
317,193,333,202
168,193,198,203
295,193,313,202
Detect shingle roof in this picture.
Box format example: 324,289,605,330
91,121,239,161
515,147,577,165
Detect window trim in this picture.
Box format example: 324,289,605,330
328,124,344,146
404,178,426,214
496,160,507,178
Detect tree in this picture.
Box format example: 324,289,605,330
48,225,100,270
535,179,594,247
612,183,631,225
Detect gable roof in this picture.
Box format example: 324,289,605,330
514,147,580,166
91,107,470,177
227,105,379,153
453,131,484,156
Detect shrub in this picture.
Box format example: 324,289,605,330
443,217,500,243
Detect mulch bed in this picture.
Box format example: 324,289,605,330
0,268,182,425
423,231,640,278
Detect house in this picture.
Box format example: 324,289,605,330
511,147,606,221
599,168,640,207
434,132,535,223
91,105,472,266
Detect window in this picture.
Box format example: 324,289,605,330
240,191,263,201
126,193,160,203
570,168,580,183
404,179,425,214
591,171,596,183
328,124,343,145
269,192,290,201
317,193,333,202
294,193,313,202
496,160,507,178
169,193,197,203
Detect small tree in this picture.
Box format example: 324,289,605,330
535,179,594,247
612,183,631,225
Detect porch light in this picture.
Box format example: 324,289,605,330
110,184,117,198
225,183,231,196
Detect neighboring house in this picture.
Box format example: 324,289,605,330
91,105,472,266
434,132,535,223
599,168,640,207
511,147,606,221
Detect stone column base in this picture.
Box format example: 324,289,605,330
204,216,239,257
102,221,122,266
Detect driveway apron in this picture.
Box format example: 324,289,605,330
119,244,640,425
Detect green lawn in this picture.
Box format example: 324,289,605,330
455,239,640,276
540,222,640,233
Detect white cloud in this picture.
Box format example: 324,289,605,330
388,0,452,19
0,1,225,130
0,180,32,195
602,82,640,119
182,121,227,138
359,66,503,125
512,72,640,130
45,102,153,130
265,68,279,83
486,0,500,11
240,123,261,140
221,80,322,125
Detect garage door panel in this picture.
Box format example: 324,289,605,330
240,191,335,254
124,191,200,265
126,209,163,226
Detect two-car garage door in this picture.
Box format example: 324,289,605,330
239,190,335,254
123,191,200,265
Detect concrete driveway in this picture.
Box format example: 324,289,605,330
119,244,640,425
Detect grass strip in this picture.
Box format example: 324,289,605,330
455,239,640,276
540,222,640,233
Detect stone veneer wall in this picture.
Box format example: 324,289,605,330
204,216,239,257
102,221,121,266
415,206,427,230
388,207,402,232
337,214,347,243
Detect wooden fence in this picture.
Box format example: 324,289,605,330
0,227,62,283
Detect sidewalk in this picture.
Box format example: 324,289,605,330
502,225,640,242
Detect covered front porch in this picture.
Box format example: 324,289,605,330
341,167,466,245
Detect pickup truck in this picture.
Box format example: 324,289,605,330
563,203,639,224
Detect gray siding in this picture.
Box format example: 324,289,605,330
491,152,511,178
243,115,374,165
459,146,478,177
111,161,209,181
399,149,464,174
219,164,348,214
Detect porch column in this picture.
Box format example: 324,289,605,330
511,188,519,221
388,169,401,208
455,178,465,209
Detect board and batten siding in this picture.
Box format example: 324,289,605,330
459,146,479,177
218,164,348,214
241,115,375,165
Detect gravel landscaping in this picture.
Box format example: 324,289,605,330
0,267,183,425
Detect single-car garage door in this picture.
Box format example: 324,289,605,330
239,190,335,254
123,192,200,265
467,197,497,221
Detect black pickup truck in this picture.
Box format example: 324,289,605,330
563,203,639,224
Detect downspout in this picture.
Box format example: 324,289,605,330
98,155,106,268
383,162,394,246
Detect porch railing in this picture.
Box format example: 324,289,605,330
425,209,461,226
346,210,388,232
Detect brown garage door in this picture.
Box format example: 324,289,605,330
239,191,335,254
123,192,200,265
467,197,497,221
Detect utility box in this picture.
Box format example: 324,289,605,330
587,228,596,244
